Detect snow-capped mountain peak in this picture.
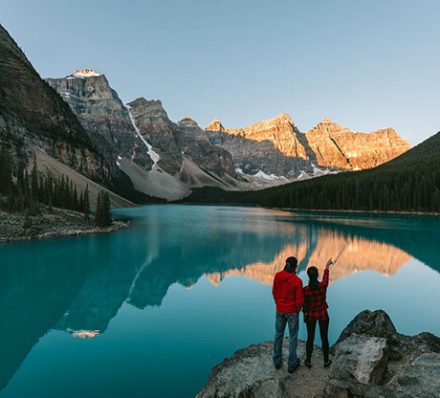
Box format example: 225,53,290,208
71,69,102,78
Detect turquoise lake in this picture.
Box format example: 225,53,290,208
0,205,439,398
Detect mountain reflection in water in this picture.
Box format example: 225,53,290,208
0,205,439,396
206,234,411,286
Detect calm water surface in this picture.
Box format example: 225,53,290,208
0,205,439,397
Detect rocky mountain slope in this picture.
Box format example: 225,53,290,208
0,24,135,206
203,115,410,177
46,70,253,200
120,97,242,199
46,70,153,172
128,98,235,178
305,117,411,171
181,116,317,179
206,113,311,159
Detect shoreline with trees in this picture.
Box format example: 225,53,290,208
0,146,126,244
0,207,128,244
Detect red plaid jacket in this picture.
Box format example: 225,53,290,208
303,269,329,321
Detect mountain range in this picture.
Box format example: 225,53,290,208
1,24,412,204
186,128,440,213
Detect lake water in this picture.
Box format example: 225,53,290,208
0,205,439,398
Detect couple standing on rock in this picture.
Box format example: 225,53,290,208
272,256,334,373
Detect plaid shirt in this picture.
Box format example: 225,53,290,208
303,269,329,321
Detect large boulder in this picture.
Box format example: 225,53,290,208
335,310,396,344
385,352,440,398
324,334,388,397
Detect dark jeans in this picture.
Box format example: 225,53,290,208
306,317,330,362
273,311,299,368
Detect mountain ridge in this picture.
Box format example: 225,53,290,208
204,114,411,173
184,130,440,213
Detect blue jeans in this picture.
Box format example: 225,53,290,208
273,311,300,368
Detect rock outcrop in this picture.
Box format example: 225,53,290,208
46,70,153,170
197,340,328,398
197,310,440,398
305,118,411,171
202,114,316,178
129,98,236,178
209,113,310,159
203,115,411,178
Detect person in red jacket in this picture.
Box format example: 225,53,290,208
303,258,333,369
272,256,304,373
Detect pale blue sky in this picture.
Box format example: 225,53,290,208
2,0,440,144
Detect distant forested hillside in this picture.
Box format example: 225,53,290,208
185,131,440,213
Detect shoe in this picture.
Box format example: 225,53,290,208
304,359,312,369
274,362,282,370
288,364,299,373
324,360,332,368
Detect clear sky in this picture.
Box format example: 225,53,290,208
2,0,440,144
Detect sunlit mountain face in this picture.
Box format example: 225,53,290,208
0,206,439,398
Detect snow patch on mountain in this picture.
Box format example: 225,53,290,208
236,168,288,181
125,105,160,166
71,69,102,78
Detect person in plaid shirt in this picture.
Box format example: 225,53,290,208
303,258,333,368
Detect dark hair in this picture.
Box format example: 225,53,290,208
307,266,319,290
284,256,298,273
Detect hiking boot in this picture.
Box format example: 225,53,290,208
274,362,282,370
324,360,332,368
304,359,312,369
288,363,299,373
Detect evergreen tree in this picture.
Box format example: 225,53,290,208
102,192,112,226
83,184,90,221
96,191,112,228
0,145,13,194
30,154,39,198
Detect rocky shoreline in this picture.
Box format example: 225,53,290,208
0,208,129,244
197,310,440,398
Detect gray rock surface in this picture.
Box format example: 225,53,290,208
331,334,388,384
305,118,411,171
324,334,388,397
202,114,316,178
46,71,153,170
130,99,236,178
385,352,440,398
197,340,328,398
203,115,411,177
198,310,440,398
335,309,397,344
200,129,313,178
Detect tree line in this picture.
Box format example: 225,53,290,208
0,146,112,227
258,169,440,212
